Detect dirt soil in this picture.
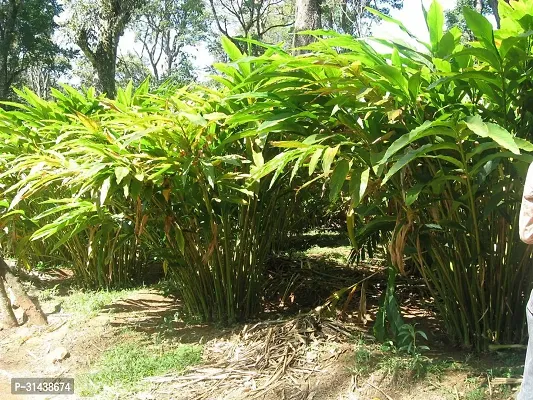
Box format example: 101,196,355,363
0,286,522,400
0,289,176,400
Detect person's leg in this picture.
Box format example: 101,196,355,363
518,290,533,400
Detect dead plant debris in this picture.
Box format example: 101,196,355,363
146,314,363,399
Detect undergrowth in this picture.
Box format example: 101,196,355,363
78,339,202,397
350,337,522,399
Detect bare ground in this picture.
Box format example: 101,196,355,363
0,269,523,400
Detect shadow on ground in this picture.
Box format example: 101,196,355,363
104,292,229,344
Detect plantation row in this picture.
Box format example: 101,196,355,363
2,0,533,351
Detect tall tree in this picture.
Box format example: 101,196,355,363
135,0,207,83
293,0,403,48
72,56,99,90
116,52,151,87
209,0,294,53
20,55,72,99
488,0,500,26
0,0,62,101
321,0,403,37
65,0,143,98
293,0,322,47
446,0,506,31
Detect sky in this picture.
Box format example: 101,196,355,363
117,0,467,80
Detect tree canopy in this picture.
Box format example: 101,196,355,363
0,0,63,101
0,0,408,99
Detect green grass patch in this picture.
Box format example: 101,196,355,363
78,341,202,397
464,387,486,400
61,288,134,318
293,245,352,264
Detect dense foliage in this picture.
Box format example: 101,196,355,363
2,0,533,352
0,0,63,101
250,0,533,350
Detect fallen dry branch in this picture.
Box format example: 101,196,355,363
367,381,394,400
491,377,523,386
146,314,359,399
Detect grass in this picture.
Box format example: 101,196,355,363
37,284,60,301
464,387,486,400
54,288,136,321
350,336,436,382
291,245,353,265
487,352,525,379
348,338,523,399
78,339,203,397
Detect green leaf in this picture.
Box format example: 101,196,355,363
308,148,324,176
466,116,520,154
408,72,421,99
428,71,502,90
290,154,305,183
378,121,452,165
374,65,409,97
322,146,340,175
485,123,520,155
433,58,451,72
202,162,216,189
406,183,425,206
349,167,370,207
516,138,533,151
221,36,243,61
418,330,428,340
130,178,143,199
329,159,350,201
427,0,444,51
450,47,501,69
271,141,310,148
391,47,402,68
437,31,457,58
114,167,129,185
180,112,207,127
100,177,111,206
175,225,185,255
463,6,498,51
383,143,460,184
252,149,264,168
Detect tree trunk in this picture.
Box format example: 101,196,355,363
0,0,18,103
94,33,118,99
0,62,8,103
95,58,117,99
293,0,322,49
487,0,504,28
0,258,47,326
0,275,17,329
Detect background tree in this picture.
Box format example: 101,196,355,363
64,0,143,98
71,57,99,90
116,53,151,88
19,55,72,99
209,0,294,53
446,0,505,31
293,0,404,48
294,0,322,47
134,0,206,83
321,0,403,37
0,0,62,101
